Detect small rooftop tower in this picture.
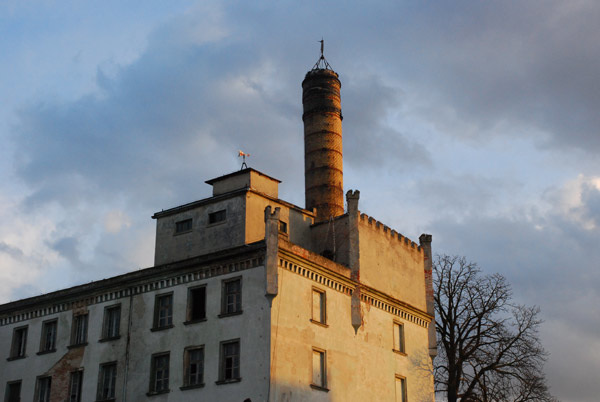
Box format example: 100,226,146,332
302,41,344,221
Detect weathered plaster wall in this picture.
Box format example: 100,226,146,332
245,193,313,250
154,196,246,266
269,261,434,402
124,267,270,401
0,297,131,401
309,215,350,267
357,215,427,312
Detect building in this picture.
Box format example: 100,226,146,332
0,55,437,402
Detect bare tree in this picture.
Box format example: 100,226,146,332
433,255,556,402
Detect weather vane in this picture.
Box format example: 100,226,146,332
238,150,250,170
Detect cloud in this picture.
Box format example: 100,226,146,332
429,175,600,402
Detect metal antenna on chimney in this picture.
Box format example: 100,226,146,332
312,38,332,70
238,150,250,170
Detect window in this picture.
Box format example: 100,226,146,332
311,288,326,325
218,339,240,383
9,326,27,359
70,313,88,346
149,353,170,394
69,370,83,402
220,277,242,316
183,347,204,388
35,376,52,402
186,286,206,323
4,380,21,402
311,348,328,391
39,319,57,353
97,362,117,401
102,305,121,340
153,293,173,329
279,220,288,234
175,218,192,234
393,322,405,354
395,375,407,402
208,209,226,224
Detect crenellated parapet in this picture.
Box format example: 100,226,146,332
358,212,423,253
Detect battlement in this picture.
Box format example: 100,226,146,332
358,212,422,253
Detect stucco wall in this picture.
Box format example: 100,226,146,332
154,196,246,266
357,216,427,312
245,193,313,250
0,265,270,402
270,263,434,402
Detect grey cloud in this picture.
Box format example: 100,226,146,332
430,208,600,402
0,242,24,259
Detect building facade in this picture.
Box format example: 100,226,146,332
1,59,436,402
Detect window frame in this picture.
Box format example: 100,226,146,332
219,277,242,317
148,352,170,395
152,292,174,331
174,218,193,235
181,346,205,390
393,321,406,355
208,209,227,225
8,325,28,360
35,375,52,402
68,369,84,402
185,285,207,324
97,361,117,401
310,287,328,327
69,313,89,347
217,339,241,384
395,374,408,402
38,319,58,354
4,380,21,402
310,347,328,392
101,304,121,341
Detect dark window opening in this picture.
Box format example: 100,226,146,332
187,286,206,322
208,210,226,224
175,218,192,234
279,221,288,233
5,381,21,402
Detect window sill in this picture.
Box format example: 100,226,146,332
6,355,26,361
67,342,88,349
37,349,57,355
392,349,407,356
218,310,243,318
310,384,330,392
151,325,174,332
99,336,121,343
207,220,227,228
310,319,329,328
180,383,205,391
215,378,242,385
146,389,170,396
183,318,207,326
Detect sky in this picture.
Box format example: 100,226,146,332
1,1,598,400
